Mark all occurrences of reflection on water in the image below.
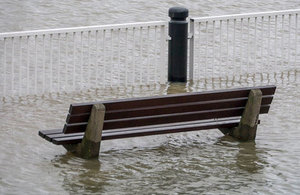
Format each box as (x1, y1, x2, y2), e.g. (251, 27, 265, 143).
(236, 142, 265, 173)
(166, 82, 189, 94)
(53, 154, 104, 194)
(217, 136, 267, 173)
(51, 134, 269, 194)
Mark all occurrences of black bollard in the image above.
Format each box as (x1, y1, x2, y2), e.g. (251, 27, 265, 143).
(168, 7, 189, 82)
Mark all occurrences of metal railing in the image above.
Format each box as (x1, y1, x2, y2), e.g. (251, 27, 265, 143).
(0, 21, 167, 98)
(189, 9, 300, 80)
(1, 9, 300, 99)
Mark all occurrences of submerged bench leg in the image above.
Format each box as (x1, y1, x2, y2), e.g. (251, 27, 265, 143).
(63, 104, 105, 159)
(219, 89, 262, 141)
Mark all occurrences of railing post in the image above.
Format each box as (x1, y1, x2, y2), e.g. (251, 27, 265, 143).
(189, 19, 195, 81)
(168, 7, 189, 82)
(160, 25, 167, 84)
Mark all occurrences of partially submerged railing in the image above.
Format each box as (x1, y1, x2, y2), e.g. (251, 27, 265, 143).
(189, 9, 300, 80)
(1, 9, 299, 99)
(0, 21, 167, 98)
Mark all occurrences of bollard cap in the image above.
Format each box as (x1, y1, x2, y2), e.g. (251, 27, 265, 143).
(169, 7, 189, 19)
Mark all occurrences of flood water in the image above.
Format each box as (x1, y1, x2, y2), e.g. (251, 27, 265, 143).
(1, 0, 300, 194)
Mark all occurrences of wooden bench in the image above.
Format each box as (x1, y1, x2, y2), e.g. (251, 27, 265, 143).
(39, 85, 276, 158)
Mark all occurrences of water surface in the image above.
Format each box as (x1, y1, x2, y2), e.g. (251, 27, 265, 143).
(0, 0, 300, 194)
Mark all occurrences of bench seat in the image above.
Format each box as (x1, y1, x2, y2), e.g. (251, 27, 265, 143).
(40, 117, 248, 144)
(38, 85, 276, 158)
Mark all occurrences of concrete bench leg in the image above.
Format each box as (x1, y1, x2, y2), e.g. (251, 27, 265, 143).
(63, 104, 105, 159)
(219, 89, 262, 141)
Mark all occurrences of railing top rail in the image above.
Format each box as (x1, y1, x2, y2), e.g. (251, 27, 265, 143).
(0, 21, 167, 38)
(191, 9, 300, 22)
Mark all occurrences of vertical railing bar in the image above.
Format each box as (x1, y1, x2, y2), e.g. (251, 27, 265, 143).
(139, 27, 143, 84)
(110, 29, 113, 87)
(95, 30, 98, 86)
(281, 15, 284, 70)
(3, 38, 6, 97)
(50, 34, 53, 92)
(268, 16, 271, 71)
(146, 26, 150, 83)
(26, 36, 30, 95)
(159, 25, 166, 84)
(80, 31, 83, 89)
(117, 28, 121, 85)
(295, 13, 298, 67)
(189, 20, 194, 80)
(58, 33, 61, 91)
(275, 15, 278, 72)
(88, 31, 91, 88)
(18, 37, 22, 96)
(288, 14, 291, 68)
(240, 18, 244, 75)
(254, 17, 257, 74)
(226, 20, 229, 78)
(103, 30, 106, 86)
(65, 33, 68, 90)
(34, 35, 38, 94)
(125, 28, 128, 86)
(133, 27, 136, 84)
(42, 35, 45, 93)
(219, 20, 222, 78)
(73, 32, 76, 90)
(11, 37, 15, 93)
(154, 26, 157, 83)
(205, 21, 208, 78)
(247, 18, 250, 74)
(212, 20, 215, 78)
(233, 19, 236, 77)
(198, 22, 201, 79)
(261, 17, 264, 73)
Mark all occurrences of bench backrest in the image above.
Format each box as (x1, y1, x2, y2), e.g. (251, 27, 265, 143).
(63, 85, 276, 134)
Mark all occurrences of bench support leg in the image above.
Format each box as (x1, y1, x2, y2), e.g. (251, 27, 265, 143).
(219, 89, 262, 141)
(63, 104, 105, 159)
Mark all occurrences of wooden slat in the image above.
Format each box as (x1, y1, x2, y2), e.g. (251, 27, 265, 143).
(66, 113, 90, 124)
(102, 120, 260, 140)
(63, 122, 87, 134)
(63, 105, 270, 133)
(45, 132, 84, 142)
(48, 118, 261, 144)
(68, 85, 276, 114)
(103, 106, 269, 130)
(50, 118, 240, 142)
(66, 96, 274, 123)
(53, 135, 83, 145)
(102, 120, 239, 140)
(39, 129, 62, 138)
(53, 119, 241, 145)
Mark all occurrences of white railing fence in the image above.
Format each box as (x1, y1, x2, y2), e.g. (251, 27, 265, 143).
(0, 21, 167, 98)
(189, 9, 300, 80)
(1, 9, 300, 99)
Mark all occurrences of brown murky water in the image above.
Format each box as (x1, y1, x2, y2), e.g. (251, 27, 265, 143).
(1, 0, 300, 194)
